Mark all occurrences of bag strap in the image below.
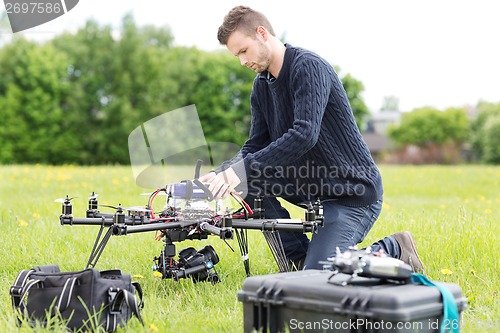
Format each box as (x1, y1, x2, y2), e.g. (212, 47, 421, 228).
(10, 265, 61, 309)
(17, 278, 44, 314)
(34, 264, 60, 273)
(56, 277, 79, 312)
(106, 285, 144, 331)
(411, 273, 460, 333)
(10, 269, 35, 309)
(14, 272, 78, 315)
(132, 282, 144, 310)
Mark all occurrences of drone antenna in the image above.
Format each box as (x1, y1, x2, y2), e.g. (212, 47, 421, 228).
(184, 180, 193, 201)
(193, 178, 214, 201)
(194, 159, 203, 179)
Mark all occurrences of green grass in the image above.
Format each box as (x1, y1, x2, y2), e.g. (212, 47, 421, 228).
(1, 164, 499, 332)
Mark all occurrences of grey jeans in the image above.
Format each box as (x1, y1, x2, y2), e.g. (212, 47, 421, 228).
(249, 195, 400, 270)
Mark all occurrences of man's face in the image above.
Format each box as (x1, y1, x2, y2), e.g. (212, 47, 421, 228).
(226, 29, 271, 73)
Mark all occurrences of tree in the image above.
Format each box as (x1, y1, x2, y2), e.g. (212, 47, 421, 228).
(50, 20, 119, 163)
(471, 101, 500, 164)
(0, 38, 79, 164)
(387, 106, 469, 147)
(482, 116, 500, 164)
(50, 15, 177, 164)
(187, 50, 254, 146)
(340, 72, 370, 130)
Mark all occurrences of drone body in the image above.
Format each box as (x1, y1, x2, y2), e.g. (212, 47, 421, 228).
(57, 178, 324, 283)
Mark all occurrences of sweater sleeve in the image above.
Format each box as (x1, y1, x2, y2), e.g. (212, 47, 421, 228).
(232, 57, 332, 179)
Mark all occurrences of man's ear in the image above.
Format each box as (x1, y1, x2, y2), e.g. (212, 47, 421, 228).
(256, 26, 268, 41)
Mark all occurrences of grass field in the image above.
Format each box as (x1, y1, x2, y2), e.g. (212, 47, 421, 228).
(0, 164, 499, 332)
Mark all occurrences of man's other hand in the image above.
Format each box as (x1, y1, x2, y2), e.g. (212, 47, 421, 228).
(206, 168, 241, 200)
(198, 171, 216, 183)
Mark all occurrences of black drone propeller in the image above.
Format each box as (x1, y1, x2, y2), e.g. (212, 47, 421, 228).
(98, 204, 124, 211)
(55, 195, 77, 203)
(88, 192, 98, 199)
(98, 204, 151, 213)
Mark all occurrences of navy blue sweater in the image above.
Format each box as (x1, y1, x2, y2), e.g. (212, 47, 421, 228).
(220, 44, 383, 207)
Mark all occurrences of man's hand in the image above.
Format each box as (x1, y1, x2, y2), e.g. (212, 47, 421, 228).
(198, 171, 216, 183)
(205, 168, 241, 200)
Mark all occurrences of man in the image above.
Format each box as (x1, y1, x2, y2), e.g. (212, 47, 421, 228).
(200, 5, 424, 272)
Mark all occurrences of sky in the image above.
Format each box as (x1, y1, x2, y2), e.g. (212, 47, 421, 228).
(2, 0, 500, 112)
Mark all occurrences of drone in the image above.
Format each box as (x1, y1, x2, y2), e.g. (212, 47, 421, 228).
(320, 247, 413, 286)
(56, 161, 324, 283)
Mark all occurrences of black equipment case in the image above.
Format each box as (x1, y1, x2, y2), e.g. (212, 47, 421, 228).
(238, 270, 467, 333)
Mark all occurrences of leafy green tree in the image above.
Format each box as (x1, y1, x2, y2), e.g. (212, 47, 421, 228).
(0, 38, 79, 164)
(482, 116, 500, 164)
(387, 106, 469, 147)
(471, 101, 500, 164)
(96, 14, 177, 162)
(50, 20, 118, 163)
(340, 72, 370, 130)
(187, 50, 254, 146)
(0, 83, 22, 162)
(50, 15, 177, 164)
(440, 107, 470, 143)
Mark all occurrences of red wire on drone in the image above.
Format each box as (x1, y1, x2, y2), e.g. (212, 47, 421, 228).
(148, 188, 163, 220)
(230, 192, 254, 216)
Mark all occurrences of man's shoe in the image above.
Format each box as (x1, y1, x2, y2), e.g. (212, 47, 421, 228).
(393, 231, 426, 273)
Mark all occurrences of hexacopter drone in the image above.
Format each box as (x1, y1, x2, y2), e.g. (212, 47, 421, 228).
(56, 161, 324, 283)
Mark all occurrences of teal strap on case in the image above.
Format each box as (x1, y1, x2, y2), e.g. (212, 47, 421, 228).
(411, 273, 460, 333)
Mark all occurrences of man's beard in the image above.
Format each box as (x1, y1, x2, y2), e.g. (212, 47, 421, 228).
(252, 42, 272, 73)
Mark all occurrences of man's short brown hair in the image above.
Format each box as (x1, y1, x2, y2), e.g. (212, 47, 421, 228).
(217, 6, 275, 45)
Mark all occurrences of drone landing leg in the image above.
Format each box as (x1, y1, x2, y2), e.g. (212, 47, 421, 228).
(86, 225, 113, 269)
(263, 230, 290, 273)
(235, 228, 250, 277)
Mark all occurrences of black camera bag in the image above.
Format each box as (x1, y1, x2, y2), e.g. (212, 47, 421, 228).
(10, 264, 144, 332)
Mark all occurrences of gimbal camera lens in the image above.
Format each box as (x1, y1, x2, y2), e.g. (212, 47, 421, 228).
(197, 245, 219, 265)
(178, 245, 219, 268)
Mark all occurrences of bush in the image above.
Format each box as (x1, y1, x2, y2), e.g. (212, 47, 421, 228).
(481, 115, 500, 164)
(387, 107, 469, 147)
(470, 102, 500, 164)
